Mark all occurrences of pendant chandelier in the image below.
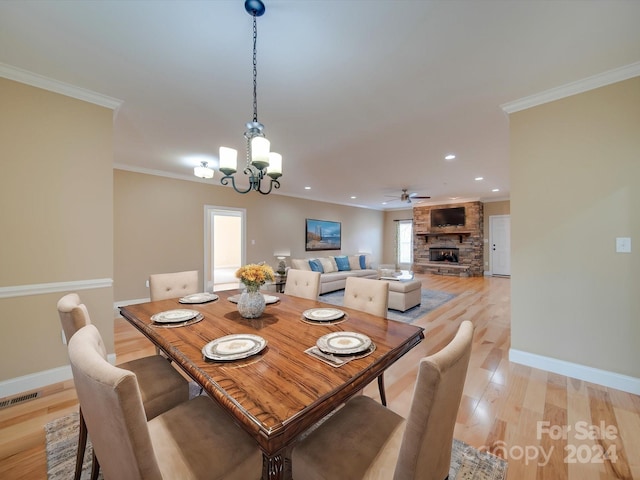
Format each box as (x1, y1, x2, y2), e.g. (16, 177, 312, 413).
(217, 0, 282, 195)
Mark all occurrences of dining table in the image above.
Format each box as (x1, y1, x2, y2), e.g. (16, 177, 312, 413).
(119, 289, 424, 480)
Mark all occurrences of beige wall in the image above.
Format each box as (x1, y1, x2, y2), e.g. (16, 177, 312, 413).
(483, 200, 510, 271)
(510, 77, 639, 379)
(114, 170, 384, 301)
(0, 78, 114, 382)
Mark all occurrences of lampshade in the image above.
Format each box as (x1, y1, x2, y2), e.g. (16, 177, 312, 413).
(251, 136, 270, 169)
(219, 147, 238, 174)
(267, 152, 282, 177)
(194, 161, 214, 179)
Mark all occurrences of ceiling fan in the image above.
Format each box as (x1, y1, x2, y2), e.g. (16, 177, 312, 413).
(384, 188, 431, 204)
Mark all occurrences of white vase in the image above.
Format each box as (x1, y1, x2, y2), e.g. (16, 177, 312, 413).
(237, 289, 266, 319)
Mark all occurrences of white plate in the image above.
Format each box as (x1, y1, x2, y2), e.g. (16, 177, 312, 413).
(227, 293, 280, 304)
(179, 292, 218, 304)
(303, 308, 345, 322)
(151, 309, 199, 324)
(202, 334, 267, 361)
(316, 332, 372, 355)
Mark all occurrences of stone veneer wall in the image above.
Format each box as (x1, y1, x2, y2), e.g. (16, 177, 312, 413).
(412, 201, 484, 277)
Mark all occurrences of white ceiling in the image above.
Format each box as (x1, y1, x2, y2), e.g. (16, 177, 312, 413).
(2, 1, 639, 210)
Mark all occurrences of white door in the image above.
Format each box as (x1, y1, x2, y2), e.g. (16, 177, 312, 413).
(204, 206, 246, 292)
(490, 215, 511, 276)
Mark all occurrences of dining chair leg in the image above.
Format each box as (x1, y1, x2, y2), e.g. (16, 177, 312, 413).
(90, 451, 100, 480)
(377, 374, 387, 406)
(74, 408, 88, 480)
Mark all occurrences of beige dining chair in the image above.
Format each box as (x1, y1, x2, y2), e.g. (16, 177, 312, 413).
(57, 293, 189, 480)
(149, 269, 199, 300)
(292, 320, 475, 480)
(343, 276, 390, 404)
(68, 324, 263, 480)
(284, 269, 321, 300)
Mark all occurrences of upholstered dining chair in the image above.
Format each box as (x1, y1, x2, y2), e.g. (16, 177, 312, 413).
(57, 293, 189, 480)
(343, 276, 390, 404)
(149, 269, 199, 301)
(68, 324, 263, 480)
(284, 269, 321, 300)
(292, 320, 475, 480)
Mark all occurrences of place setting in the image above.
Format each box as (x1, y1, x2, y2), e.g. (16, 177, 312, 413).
(301, 307, 348, 325)
(202, 334, 267, 362)
(305, 331, 376, 367)
(227, 293, 280, 304)
(178, 292, 219, 304)
(150, 308, 204, 328)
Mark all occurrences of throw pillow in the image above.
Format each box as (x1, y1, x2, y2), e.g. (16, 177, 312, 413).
(309, 259, 324, 273)
(348, 255, 362, 270)
(291, 259, 311, 271)
(319, 257, 336, 273)
(334, 255, 351, 271)
(359, 254, 368, 269)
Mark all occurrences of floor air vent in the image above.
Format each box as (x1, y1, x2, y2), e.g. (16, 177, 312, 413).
(0, 391, 41, 409)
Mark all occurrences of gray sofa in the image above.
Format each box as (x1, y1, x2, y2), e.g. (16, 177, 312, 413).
(290, 255, 378, 294)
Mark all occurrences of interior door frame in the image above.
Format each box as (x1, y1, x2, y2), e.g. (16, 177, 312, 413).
(204, 205, 246, 292)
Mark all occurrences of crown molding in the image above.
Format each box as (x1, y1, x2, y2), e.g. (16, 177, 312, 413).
(0, 62, 122, 110)
(501, 61, 640, 114)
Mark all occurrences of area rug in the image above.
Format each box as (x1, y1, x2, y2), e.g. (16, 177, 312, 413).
(45, 412, 507, 480)
(319, 288, 457, 323)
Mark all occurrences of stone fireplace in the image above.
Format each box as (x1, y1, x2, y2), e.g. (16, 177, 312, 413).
(412, 201, 484, 277)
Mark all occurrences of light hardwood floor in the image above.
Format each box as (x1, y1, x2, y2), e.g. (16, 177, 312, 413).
(1, 274, 638, 479)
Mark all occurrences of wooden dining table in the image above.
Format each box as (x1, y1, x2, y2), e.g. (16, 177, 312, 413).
(119, 289, 424, 480)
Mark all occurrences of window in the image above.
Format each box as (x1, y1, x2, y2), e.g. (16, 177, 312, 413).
(397, 220, 413, 264)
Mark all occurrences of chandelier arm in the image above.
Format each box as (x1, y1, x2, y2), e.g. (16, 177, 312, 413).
(256, 178, 280, 195)
(220, 173, 254, 194)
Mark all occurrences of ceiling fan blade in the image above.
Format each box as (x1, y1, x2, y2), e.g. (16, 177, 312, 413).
(412, 195, 431, 199)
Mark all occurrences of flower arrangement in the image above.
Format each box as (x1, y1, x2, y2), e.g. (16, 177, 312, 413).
(236, 263, 275, 291)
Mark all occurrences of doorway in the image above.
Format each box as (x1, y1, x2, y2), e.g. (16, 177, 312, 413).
(489, 215, 511, 276)
(204, 206, 246, 292)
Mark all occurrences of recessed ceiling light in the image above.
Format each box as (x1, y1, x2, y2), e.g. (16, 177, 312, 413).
(445, 154, 456, 160)
(350, 196, 357, 199)
(304, 186, 311, 190)
(382, 201, 387, 205)
(475, 177, 484, 181)
(492, 188, 500, 192)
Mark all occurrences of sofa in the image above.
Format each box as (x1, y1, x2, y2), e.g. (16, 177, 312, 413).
(290, 255, 379, 294)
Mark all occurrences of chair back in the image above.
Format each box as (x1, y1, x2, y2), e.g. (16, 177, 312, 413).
(149, 270, 198, 301)
(393, 320, 475, 480)
(343, 277, 389, 317)
(57, 293, 91, 342)
(284, 269, 321, 300)
(68, 325, 163, 480)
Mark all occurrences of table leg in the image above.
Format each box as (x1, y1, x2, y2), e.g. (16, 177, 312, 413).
(263, 452, 284, 480)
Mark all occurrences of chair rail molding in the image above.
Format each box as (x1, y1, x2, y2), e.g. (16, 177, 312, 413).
(0, 278, 113, 299)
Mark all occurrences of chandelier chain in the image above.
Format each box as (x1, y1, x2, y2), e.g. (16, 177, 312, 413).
(252, 12, 258, 123)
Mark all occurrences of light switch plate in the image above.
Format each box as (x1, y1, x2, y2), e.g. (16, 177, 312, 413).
(616, 237, 631, 253)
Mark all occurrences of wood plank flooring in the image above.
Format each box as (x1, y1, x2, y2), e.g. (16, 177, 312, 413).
(1, 274, 638, 479)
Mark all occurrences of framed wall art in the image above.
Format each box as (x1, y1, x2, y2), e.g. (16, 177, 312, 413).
(305, 219, 341, 251)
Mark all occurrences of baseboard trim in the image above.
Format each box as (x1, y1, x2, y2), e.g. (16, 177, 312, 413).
(509, 349, 640, 395)
(0, 278, 113, 299)
(0, 354, 116, 398)
(113, 297, 150, 318)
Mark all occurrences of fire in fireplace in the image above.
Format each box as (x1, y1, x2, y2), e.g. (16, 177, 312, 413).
(429, 247, 459, 263)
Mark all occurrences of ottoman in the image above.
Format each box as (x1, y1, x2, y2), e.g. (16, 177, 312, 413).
(384, 279, 422, 312)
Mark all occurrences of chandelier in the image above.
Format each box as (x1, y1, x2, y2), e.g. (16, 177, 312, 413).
(217, 0, 282, 195)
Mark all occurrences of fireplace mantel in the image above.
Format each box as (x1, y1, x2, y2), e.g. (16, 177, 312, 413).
(419, 231, 472, 243)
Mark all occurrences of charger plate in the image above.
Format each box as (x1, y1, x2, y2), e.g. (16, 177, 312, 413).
(316, 331, 372, 355)
(151, 309, 199, 324)
(202, 334, 267, 361)
(179, 292, 218, 304)
(227, 294, 279, 304)
(303, 308, 345, 322)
